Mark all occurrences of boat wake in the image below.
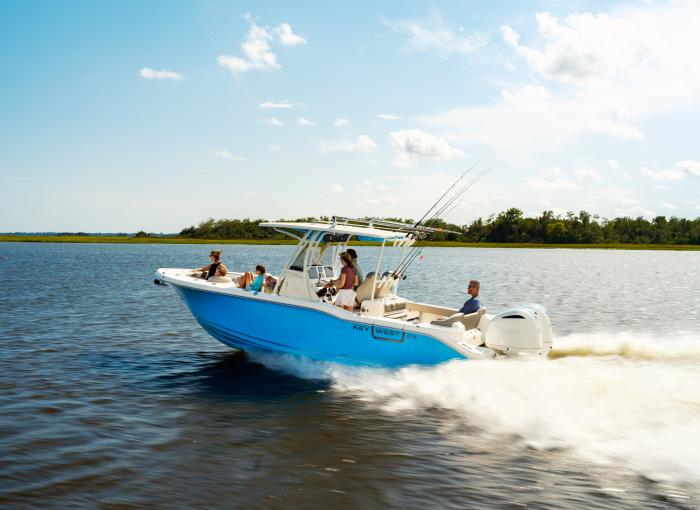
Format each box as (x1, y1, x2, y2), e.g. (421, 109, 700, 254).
(549, 330, 700, 361)
(249, 331, 700, 488)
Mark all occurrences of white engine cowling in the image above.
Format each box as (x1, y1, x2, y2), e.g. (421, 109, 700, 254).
(484, 305, 553, 356)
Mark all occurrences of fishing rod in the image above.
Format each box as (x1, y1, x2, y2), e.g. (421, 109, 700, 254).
(366, 165, 482, 284)
(400, 168, 492, 274)
(392, 170, 488, 277)
(420, 165, 492, 229)
(413, 165, 492, 247)
(392, 166, 493, 278)
(411, 161, 480, 229)
(397, 167, 490, 265)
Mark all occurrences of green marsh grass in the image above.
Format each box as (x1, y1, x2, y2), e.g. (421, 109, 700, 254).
(2, 235, 699, 250)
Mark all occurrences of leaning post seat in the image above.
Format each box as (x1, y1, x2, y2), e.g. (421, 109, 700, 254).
(355, 272, 397, 305)
(354, 272, 377, 304)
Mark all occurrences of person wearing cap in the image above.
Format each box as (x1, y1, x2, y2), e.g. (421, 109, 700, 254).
(459, 280, 483, 314)
(345, 248, 364, 288)
(195, 250, 228, 280)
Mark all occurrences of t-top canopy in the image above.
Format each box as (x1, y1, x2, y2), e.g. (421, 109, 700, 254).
(259, 221, 410, 242)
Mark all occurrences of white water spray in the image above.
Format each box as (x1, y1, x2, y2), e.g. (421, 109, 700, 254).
(250, 331, 700, 486)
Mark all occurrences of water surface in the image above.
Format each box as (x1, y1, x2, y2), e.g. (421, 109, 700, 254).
(1, 243, 699, 509)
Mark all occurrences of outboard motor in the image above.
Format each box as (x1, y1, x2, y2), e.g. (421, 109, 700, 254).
(485, 305, 553, 356)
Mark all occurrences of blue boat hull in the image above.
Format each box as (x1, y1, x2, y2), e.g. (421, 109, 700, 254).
(173, 286, 467, 367)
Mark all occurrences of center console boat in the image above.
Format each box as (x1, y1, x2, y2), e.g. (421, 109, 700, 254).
(155, 218, 553, 367)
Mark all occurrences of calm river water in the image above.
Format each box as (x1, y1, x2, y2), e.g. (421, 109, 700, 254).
(1, 242, 699, 509)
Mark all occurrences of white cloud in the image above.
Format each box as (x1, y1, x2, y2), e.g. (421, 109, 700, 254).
(390, 129, 462, 167)
(588, 186, 656, 217)
(615, 204, 657, 218)
(526, 167, 579, 191)
(385, 11, 486, 55)
(677, 160, 700, 178)
(217, 15, 305, 74)
(607, 159, 620, 169)
(421, 3, 700, 150)
(643, 160, 700, 181)
(576, 167, 602, 182)
(377, 113, 401, 121)
(320, 135, 377, 154)
(355, 135, 377, 152)
(331, 183, 344, 193)
(357, 179, 388, 195)
(354, 180, 395, 207)
(362, 196, 397, 207)
(661, 202, 678, 210)
(500, 11, 652, 86)
(139, 67, 182, 81)
(420, 84, 643, 151)
(503, 5, 700, 106)
(268, 144, 280, 152)
(274, 23, 307, 46)
(297, 117, 316, 126)
(259, 100, 297, 109)
(333, 118, 350, 127)
(212, 149, 246, 161)
(260, 117, 283, 127)
(470, 196, 489, 205)
(218, 18, 278, 74)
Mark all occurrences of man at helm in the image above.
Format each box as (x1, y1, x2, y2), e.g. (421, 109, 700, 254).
(459, 280, 483, 314)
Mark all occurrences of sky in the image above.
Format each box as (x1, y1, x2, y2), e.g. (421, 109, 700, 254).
(1, 0, 699, 232)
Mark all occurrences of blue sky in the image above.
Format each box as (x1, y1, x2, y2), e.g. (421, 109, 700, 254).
(1, 0, 699, 232)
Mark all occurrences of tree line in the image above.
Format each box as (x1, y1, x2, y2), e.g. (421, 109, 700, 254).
(178, 210, 700, 245)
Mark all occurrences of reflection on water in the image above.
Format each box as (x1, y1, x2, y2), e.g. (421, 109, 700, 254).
(161, 351, 330, 400)
(1, 242, 699, 509)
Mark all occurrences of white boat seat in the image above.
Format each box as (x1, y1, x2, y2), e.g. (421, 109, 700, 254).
(208, 275, 233, 283)
(431, 309, 485, 329)
(431, 312, 464, 326)
(355, 272, 396, 304)
(355, 272, 377, 303)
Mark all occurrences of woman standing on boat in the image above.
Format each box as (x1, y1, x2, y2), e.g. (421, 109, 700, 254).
(346, 248, 363, 288)
(325, 252, 358, 311)
(196, 250, 228, 280)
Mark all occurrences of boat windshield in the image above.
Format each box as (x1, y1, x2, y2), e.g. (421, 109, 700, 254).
(289, 241, 339, 272)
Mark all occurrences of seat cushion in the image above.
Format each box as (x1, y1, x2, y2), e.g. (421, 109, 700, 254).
(208, 275, 233, 283)
(430, 312, 465, 327)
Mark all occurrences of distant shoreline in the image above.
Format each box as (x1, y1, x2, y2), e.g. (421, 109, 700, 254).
(2, 235, 699, 251)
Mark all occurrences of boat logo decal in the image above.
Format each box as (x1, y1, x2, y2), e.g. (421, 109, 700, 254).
(371, 325, 405, 343)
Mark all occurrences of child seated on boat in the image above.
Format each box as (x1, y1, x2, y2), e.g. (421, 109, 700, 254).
(238, 265, 265, 292)
(195, 250, 228, 280)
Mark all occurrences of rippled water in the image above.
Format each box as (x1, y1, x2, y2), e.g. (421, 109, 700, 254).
(1, 242, 699, 509)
